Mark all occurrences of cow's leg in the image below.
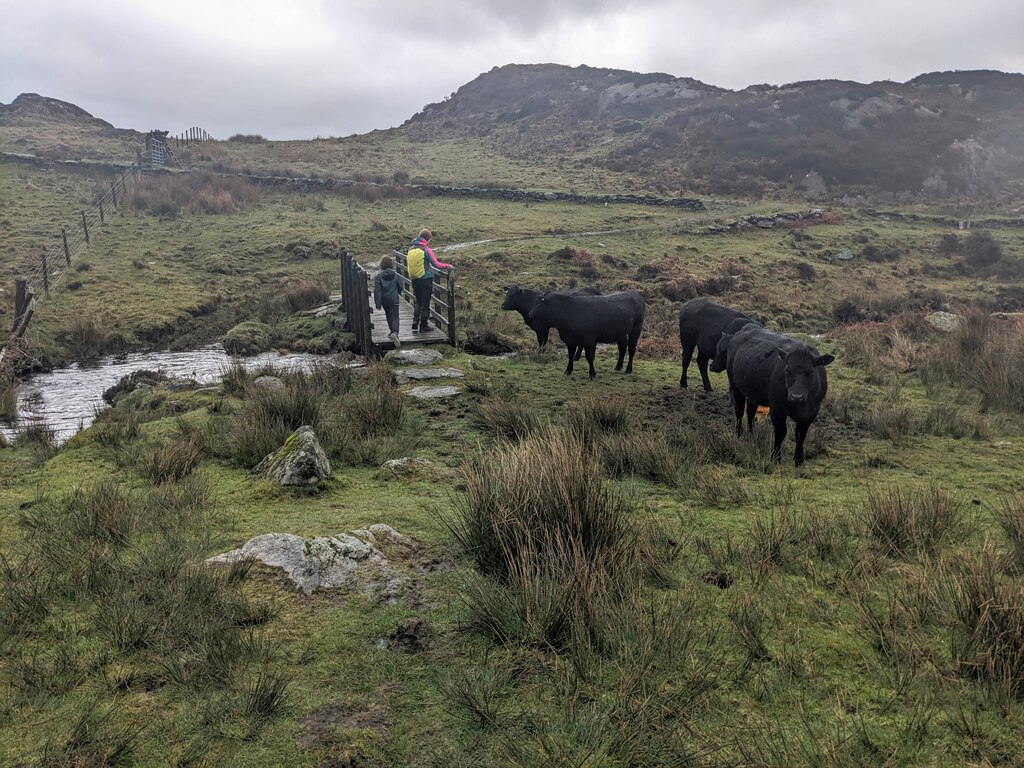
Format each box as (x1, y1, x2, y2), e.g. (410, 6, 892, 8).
(615, 341, 626, 371)
(585, 344, 598, 380)
(680, 343, 695, 388)
(794, 421, 810, 467)
(564, 345, 575, 376)
(746, 400, 758, 433)
(574, 345, 584, 361)
(771, 412, 787, 463)
(696, 351, 713, 392)
(626, 331, 639, 374)
(537, 327, 548, 349)
(731, 385, 746, 437)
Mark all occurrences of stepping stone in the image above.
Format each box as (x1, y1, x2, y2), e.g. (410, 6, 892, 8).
(394, 367, 465, 384)
(405, 385, 462, 399)
(386, 348, 444, 366)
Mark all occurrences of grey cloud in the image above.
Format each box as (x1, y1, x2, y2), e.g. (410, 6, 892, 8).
(1, 0, 1021, 140)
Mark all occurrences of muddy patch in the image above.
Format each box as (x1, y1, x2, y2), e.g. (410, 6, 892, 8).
(299, 683, 396, 750)
(377, 617, 434, 653)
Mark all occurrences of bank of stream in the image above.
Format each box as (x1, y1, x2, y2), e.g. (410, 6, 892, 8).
(0, 345, 329, 445)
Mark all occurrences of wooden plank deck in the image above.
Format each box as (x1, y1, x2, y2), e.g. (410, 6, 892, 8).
(369, 300, 447, 349)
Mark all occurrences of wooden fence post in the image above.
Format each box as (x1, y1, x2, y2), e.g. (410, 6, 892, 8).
(81, 211, 89, 245)
(62, 227, 71, 265)
(447, 270, 456, 346)
(15, 278, 28, 325)
(342, 250, 350, 313)
(41, 248, 50, 296)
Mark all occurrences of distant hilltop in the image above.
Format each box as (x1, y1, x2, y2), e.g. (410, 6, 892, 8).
(2, 65, 1023, 199)
(0, 92, 114, 128)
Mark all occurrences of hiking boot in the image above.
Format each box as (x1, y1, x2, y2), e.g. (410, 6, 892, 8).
(389, 331, 401, 348)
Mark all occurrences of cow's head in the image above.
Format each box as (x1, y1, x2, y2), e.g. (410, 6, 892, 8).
(710, 332, 733, 372)
(527, 291, 554, 321)
(776, 347, 834, 405)
(501, 284, 522, 310)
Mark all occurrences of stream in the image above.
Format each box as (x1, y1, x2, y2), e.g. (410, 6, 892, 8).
(1, 345, 329, 445)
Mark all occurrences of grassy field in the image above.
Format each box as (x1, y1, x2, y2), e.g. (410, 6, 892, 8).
(2, 152, 1024, 766)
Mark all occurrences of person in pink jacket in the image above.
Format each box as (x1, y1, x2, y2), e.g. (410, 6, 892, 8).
(406, 228, 452, 332)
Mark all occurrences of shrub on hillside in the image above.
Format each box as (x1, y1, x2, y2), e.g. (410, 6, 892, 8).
(127, 173, 261, 216)
(227, 134, 267, 143)
(963, 230, 1003, 269)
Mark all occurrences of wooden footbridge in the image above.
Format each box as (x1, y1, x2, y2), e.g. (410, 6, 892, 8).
(339, 248, 456, 356)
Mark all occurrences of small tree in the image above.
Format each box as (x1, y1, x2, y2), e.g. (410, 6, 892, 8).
(963, 231, 1003, 268)
(937, 233, 962, 256)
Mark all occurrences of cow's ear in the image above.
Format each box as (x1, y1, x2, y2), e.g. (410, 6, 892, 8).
(815, 354, 835, 367)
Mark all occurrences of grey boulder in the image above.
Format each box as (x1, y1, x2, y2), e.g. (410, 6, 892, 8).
(251, 426, 331, 485)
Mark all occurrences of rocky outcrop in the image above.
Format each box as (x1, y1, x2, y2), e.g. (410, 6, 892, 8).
(251, 426, 332, 485)
(385, 348, 443, 366)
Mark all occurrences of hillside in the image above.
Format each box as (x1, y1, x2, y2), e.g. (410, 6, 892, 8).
(2, 66, 1023, 199)
(0, 92, 139, 162)
(404, 65, 1024, 199)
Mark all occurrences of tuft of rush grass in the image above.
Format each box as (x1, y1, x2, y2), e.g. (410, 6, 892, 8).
(946, 542, 1024, 701)
(0, 373, 17, 423)
(448, 428, 666, 649)
(14, 418, 58, 465)
(996, 494, 1024, 574)
(137, 418, 207, 484)
(444, 661, 511, 729)
(474, 393, 541, 441)
(861, 484, 973, 560)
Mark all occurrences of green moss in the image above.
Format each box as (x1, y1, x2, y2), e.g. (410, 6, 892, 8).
(223, 321, 273, 355)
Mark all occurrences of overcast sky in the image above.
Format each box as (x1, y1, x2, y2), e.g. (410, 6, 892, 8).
(2, 0, 1022, 140)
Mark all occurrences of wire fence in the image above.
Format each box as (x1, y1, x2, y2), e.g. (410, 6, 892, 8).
(3, 165, 143, 368)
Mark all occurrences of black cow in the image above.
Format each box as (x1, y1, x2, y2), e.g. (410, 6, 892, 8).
(724, 324, 834, 466)
(528, 290, 646, 379)
(709, 321, 760, 375)
(502, 285, 601, 360)
(678, 298, 758, 391)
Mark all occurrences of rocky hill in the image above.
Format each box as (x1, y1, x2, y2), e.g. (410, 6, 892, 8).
(0, 93, 118, 128)
(405, 65, 1024, 199)
(3, 66, 1022, 199)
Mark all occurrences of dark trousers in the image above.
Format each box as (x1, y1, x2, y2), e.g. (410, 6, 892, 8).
(412, 277, 433, 329)
(383, 304, 400, 334)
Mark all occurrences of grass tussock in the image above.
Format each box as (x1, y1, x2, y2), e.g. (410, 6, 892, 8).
(207, 362, 416, 468)
(1, 373, 18, 423)
(996, 494, 1024, 574)
(861, 485, 973, 559)
(1, 473, 288, 762)
(475, 394, 541, 441)
(137, 419, 206, 484)
(946, 543, 1024, 700)
(449, 429, 666, 649)
(921, 309, 1024, 413)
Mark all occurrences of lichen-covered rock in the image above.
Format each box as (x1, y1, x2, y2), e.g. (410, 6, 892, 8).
(405, 385, 462, 399)
(375, 456, 432, 480)
(252, 375, 286, 391)
(206, 531, 401, 599)
(925, 311, 961, 332)
(251, 426, 331, 485)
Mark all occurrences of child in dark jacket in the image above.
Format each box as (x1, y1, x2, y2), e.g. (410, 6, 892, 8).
(374, 255, 402, 347)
